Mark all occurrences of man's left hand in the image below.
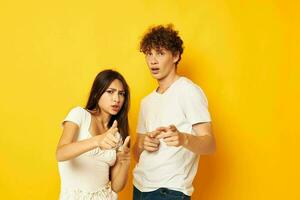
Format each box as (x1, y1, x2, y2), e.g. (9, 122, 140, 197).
(156, 125, 187, 147)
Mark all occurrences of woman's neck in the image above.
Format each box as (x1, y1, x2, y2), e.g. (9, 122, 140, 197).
(94, 111, 111, 128)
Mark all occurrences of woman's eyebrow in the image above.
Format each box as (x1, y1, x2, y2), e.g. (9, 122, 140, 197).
(107, 88, 125, 92)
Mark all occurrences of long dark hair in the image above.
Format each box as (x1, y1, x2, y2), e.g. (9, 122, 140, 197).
(85, 69, 130, 141)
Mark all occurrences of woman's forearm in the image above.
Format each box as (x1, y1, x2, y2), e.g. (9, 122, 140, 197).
(56, 137, 99, 161)
(111, 162, 130, 192)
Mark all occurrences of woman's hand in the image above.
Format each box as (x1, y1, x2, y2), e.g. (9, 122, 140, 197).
(95, 120, 120, 150)
(116, 136, 130, 166)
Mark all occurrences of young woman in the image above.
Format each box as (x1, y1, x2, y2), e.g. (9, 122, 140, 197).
(56, 69, 131, 200)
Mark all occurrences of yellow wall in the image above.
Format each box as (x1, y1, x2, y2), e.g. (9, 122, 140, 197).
(0, 0, 298, 199)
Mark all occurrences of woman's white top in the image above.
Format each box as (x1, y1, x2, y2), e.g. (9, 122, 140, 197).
(58, 107, 122, 200)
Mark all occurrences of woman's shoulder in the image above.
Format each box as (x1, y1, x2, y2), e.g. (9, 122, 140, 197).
(63, 106, 92, 128)
(66, 106, 90, 117)
(69, 106, 88, 112)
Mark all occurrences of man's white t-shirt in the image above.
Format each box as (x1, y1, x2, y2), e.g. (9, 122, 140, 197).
(133, 77, 211, 196)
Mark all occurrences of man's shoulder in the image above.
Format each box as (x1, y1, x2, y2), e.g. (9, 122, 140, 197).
(175, 77, 208, 102)
(177, 77, 201, 91)
(140, 90, 156, 104)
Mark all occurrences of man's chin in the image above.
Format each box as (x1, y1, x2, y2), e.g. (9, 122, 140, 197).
(151, 73, 162, 80)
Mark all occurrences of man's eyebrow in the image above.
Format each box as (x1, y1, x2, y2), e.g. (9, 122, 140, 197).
(155, 47, 166, 51)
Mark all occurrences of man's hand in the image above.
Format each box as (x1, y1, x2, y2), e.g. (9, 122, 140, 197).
(140, 130, 161, 152)
(156, 125, 188, 147)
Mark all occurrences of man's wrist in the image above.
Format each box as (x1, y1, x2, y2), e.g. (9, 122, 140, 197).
(138, 137, 144, 151)
(182, 133, 189, 147)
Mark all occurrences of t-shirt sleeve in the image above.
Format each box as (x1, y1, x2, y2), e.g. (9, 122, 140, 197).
(62, 106, 84, 127)
(181, 84, 211, 125)
(136, 101, 147, 134)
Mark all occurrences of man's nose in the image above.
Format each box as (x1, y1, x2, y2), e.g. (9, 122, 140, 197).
(150, 55, 158, 64)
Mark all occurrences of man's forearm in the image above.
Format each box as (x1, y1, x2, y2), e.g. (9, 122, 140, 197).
(133, 137, 144, 162)
(182, 133, 216, 155)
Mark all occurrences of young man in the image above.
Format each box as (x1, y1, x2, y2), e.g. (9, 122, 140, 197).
(133, 24, 216, 200)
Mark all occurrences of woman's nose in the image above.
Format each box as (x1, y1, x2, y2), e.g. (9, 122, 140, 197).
(113, 93, 120, 102)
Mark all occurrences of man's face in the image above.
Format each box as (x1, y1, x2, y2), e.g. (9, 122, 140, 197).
(145, 48, 179, 81)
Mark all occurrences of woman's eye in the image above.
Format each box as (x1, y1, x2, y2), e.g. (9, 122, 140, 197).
(106, 90, 113, 94)
(119, 92, 125, 96)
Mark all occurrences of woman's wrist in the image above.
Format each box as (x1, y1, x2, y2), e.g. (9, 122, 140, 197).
(92, 135, 102, 148)
(120, 161, 130, 168)
(115, 159, 130, 168)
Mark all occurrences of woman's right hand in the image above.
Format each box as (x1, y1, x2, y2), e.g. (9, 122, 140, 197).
(95, 120, 120, 150)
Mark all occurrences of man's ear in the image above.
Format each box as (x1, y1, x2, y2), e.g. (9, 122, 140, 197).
(173, 52, 180, 64)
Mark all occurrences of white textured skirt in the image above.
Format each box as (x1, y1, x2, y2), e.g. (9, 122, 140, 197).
(59, 183, 118, 200)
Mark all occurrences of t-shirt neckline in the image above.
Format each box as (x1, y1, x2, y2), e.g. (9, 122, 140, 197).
(154, 76, 183, 96)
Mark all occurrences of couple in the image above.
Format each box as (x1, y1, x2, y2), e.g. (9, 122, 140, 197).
(56, 24, 216, 200)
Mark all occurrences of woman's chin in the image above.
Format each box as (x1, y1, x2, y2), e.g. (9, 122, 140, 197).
(110, 110, 119, 115)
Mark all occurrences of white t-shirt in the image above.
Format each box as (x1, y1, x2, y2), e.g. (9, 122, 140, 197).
(133, 77, 211, 196)
(58, 107, 120, 200)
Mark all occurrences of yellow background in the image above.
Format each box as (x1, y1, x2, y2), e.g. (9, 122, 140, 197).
(0, 0, 298, 199)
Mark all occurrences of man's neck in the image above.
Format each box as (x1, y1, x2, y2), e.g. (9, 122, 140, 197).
(157, 71, 180, 93)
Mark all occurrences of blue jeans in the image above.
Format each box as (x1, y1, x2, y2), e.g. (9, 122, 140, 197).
(133, 186, 191, 200)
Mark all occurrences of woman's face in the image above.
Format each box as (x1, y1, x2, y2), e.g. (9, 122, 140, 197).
(98, 79, 126, 116)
